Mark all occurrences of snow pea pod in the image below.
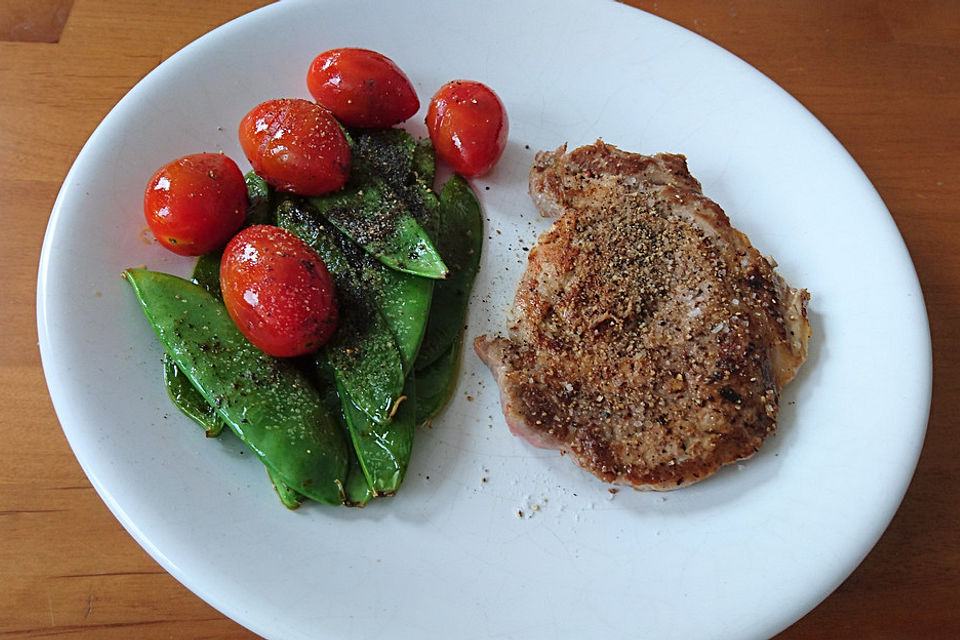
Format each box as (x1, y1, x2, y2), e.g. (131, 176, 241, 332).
(415, 339, 460, 425)
(125, 268, 349, 505)
(349, 127, 417, 188)
(415, 174, 484, 369)
(340, 375, 416, 495)
(189, 251, 222, 298)
(276, 200, 405, 425)
(343, 127, 442, 257)
(313, 357, 374, 506)
(341, 435, 374, 506)
(267, 467, 305, 509)
(368, 260, 432, 373)
(401, 176, 440, 246)
(306, 181, 448, 279)
(162, 252, 225, 436)
(409, 139, 440, 240)
(162, 353, 224, 437)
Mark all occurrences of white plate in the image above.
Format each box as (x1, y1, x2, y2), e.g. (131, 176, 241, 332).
(37, 1, 931, 638)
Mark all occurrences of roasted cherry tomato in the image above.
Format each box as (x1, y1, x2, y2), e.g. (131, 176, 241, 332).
(143, 153, 247, 256)
(307, 48, 419, 129)
(220, 225, 338, 357)
(426, 80, 508, 178)
(238, 98, 351, 196)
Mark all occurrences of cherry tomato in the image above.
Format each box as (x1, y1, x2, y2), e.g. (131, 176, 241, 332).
(426, 80, 508, 178)
(220, 225, 338, 357)
(143, 153, 247, 256)
(307, 48, 419, 129)
(238, 98, 351, 196)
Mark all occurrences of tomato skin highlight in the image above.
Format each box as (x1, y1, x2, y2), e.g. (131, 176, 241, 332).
(238, 98, 351, 196)
(220, 225, 339, 358)
(143, 153, 247, 256)
(426, 80, 508, 178)
(307, 48, 419, 129)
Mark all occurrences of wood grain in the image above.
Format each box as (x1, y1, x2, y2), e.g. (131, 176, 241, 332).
(1, 1, 956, 638)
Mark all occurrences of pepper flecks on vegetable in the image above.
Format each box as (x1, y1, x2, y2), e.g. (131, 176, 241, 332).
(307, 180, 448, 279)
(130, 50, 504, 507)
(276, 199, 405, 425)
(125, 268, 350, 506)
(416, 174, 483, 369)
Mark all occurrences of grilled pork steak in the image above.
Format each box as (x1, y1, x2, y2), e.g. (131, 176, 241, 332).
(474, 141, 810, 489)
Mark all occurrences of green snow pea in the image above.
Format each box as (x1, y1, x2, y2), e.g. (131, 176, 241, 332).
(313, 357, 374, 506)
(306, 181, 448, 280)
(162, 251, 225, 437)
(189, 251, 222, 299)
(244, 170, 277, 227)
(161, 353, 224, 437)
(401, 175, 440, 245)
(415, 338, 461, 425)
(408, 140, 441, 239)
(276, 200, 405, 425)
(341, 454, 374, 505)
(267, 467, 305, 510)
(350, 129, 435, 202)
(415, 174, 484, 369)
(125, 268, 349, 505)
(314, 130, 441, 370)
(263, 355, 375, 509)
(413, 175, 483, 423)
(367, 259, 433, 373)
(261, 364, 375, 508)
(339, 375, 416, 495)
(176, 248, 339, 509)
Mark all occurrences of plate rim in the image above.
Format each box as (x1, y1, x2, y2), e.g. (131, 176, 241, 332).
(36, 1, 933, 638)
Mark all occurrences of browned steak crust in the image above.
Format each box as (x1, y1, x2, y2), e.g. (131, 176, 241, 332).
(474, 141, 810, 490)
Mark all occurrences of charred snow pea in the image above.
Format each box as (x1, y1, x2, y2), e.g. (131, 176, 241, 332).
(412, 138, 436, 188)
(279, 197, 432, 375)
(415, 174, 483, 369)
(125, 268, 349, 505)
(306, 181, 448, 279)
(349, 127, 417, 187)
(276, 200, 405, 424)
(344, 127, 442, 257)
(162, 353, 224, 437)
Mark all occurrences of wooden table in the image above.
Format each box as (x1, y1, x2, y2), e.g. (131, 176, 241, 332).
(2, 1, 957, 638)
